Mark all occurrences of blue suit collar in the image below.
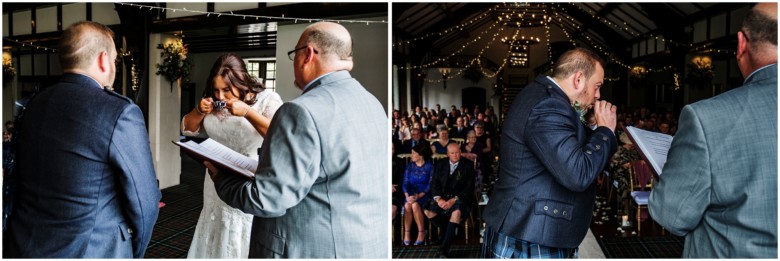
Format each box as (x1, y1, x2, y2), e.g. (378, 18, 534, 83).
(536, 75, 569, 102)
(61, 73, 105, 90)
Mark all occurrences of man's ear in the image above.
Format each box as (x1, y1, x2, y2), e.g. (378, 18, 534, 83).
(304, 46, 316, 64)
(97, 51, 110, 73)
(737, 31, 749, 61)
(571, 71, 584, 91)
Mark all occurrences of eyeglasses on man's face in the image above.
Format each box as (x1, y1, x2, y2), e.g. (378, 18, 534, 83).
(287, 45, 318, 61)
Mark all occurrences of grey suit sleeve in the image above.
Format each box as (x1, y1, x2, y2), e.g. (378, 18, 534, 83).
(525, 98, 617, 192)
(108, 104, 162, 258)
(649, 105, 710, 236)
(215, 102, 321, 218)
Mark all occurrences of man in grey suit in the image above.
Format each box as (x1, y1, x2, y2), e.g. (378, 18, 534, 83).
(6, 21, 160, 258)
(649, 3, 777, 258)
(206, 22, 388, 258)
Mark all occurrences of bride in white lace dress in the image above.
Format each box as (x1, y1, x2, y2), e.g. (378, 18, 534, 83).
(181, 54, 282, 258)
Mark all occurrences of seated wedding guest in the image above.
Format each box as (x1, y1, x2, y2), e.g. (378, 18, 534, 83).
(421, 116, 434, 138)
(7, 21, 160, 258)
(403, 143, 434, 246)
(481, 113, 496, 136)
(441, 117, 452, 131)
(398, 117, 411, 143)
(461, 130, 484, 195)
(473, 122, 492, 155)
(4, 121, 13, 132)
(485, 106, 498, 126)
(450, 116, 470, 139)
(392, 109, 401, 130)
(449, 106, 460, 122)
(650, 3, 777, 258)
(181, 53, 282, 258)
(424, 143, 475, 258)
(658, 122, 671, 135)
(401, 128, 429, 154)
(607, 132, 641, 216)
(431, 127, 454, 154)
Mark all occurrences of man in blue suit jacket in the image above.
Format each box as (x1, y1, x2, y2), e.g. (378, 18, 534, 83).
(649, 3, 777, 258)
(6, 21, 160, 258)
(482, 48, 617, 258)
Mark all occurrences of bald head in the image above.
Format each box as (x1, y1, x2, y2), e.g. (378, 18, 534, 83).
(446, 142, 461, 163)
(301, 22, 353, 67)
(738, 3, 777, 76)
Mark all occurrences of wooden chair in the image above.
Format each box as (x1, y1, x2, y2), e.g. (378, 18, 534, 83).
(629, 160, 654, 234)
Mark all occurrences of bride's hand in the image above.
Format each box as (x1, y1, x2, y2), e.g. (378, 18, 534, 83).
(226, 100, 252, 118)
(198, 97, 214, 114)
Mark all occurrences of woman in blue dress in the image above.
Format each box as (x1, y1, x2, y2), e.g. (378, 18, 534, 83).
(402, 143, 433, 246)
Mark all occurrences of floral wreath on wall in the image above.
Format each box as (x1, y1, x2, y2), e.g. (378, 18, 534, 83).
(156, 39, 193, 91)
(686, 56, 714, 88)
(3, 56, 16, 84)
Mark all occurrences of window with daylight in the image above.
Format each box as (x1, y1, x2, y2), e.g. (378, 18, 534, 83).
(245, 58, 276, 92)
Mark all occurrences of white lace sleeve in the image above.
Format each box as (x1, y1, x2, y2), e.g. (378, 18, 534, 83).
(181, 114, 207, 138)
(260, 91, 284, 119)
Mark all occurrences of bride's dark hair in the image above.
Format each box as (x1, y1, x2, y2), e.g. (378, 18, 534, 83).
(203, 53, 265, 105)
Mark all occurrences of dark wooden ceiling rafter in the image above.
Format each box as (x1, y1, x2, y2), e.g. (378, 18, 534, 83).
(611, 6, 651, 34)
(559, 3, 629, 51)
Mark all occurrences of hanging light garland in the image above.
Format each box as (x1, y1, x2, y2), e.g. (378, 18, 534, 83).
(397, 16, 504, 70)
(118, 3, 386, 25)
(4, 38, 57, 52)
(406, 2, 738, 84)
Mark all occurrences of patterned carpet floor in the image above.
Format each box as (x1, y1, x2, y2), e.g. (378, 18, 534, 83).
(392, 245, 481, 259)
(144, 152, 204, 258)
(150, 153, 684, 259)
(597, 235, 684, 258)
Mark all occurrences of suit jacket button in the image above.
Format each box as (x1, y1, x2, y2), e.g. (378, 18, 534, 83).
(128, 228, 133, 234)
(586, 150, 592, 155)
(544, 206, 549, 211)
(562, 211, 566, 216)
(554, 209, 559, 214)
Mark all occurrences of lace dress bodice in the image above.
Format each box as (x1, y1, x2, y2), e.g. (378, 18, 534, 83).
(182, 90, 283, 258)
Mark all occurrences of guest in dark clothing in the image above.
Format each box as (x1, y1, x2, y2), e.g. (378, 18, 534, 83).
(450, 116, 470, 139)
(431, 128, 454, 154)
(473, 122, 492, 155)
(401, 128, 429, 154)
(461, 130, 484, 195)
(424, 143, 475, 258)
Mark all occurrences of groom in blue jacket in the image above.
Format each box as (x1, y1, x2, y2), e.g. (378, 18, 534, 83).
(6, 21, 160, 258)
(482, 47, 617, 258)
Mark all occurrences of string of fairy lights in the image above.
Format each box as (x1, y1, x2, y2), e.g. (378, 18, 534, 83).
(555, 3, 735, 55)
(399, 14, 505, 70)
(398, 2, 735, 86)
(3, 3, 386, 53)
(420, 5, 527, 83)
(3, 38, 57, 53)
(117, 3, 386, 25)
